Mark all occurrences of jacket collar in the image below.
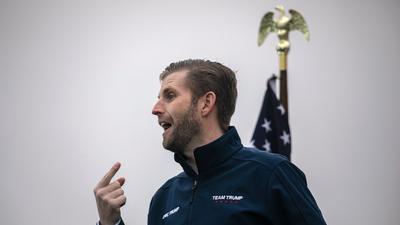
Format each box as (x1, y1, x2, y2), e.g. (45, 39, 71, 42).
(174, 126, 243, 177)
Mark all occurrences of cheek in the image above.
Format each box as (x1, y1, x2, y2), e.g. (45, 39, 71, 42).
(167, 102, 191, 120)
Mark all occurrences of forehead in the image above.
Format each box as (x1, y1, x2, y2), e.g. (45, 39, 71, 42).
(160, 70, 191, 92)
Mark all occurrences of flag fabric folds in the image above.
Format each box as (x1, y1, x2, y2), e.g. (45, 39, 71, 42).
(251, 75, 292, 160)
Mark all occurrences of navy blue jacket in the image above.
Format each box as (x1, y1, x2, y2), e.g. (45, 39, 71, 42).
(147, 127, 326, 225)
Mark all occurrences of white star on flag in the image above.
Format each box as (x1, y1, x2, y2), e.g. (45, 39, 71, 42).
(263, 140, 271, 151)
(261, 119, 271, 133)
(277, 105, 285, 115)
(251, 75, 292, 160)
(280, 130, 290, 145)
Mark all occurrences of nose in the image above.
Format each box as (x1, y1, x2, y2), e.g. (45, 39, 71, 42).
(152, 99, 164, 116)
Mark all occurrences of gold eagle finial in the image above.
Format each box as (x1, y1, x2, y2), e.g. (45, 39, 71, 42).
(258, 5, 310, 54)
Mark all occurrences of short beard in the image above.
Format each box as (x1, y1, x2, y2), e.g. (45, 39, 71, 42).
(163, 104, 200, 153)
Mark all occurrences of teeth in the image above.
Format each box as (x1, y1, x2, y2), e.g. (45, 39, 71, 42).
(159, 122, 171, 130)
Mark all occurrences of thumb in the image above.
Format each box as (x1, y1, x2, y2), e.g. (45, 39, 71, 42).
(116, 177, 125, 186)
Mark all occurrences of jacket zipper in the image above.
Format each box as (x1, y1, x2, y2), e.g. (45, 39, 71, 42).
(191, 179, 198, 202)
(188, 179, 198, 225)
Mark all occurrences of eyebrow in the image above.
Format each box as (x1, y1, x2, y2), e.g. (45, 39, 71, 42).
(158, 87, 175, 99)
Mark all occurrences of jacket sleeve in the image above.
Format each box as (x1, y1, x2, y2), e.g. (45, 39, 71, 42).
(266, 161, 327, 225)
(96, 219, 124, 225)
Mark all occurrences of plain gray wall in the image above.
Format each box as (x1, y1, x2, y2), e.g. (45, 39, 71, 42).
(1, 0, 399, 224)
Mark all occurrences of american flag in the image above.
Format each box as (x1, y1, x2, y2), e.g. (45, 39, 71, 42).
(251, 75, 291, 160)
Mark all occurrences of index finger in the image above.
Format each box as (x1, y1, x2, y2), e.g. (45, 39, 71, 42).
(97, 162, 121, 188)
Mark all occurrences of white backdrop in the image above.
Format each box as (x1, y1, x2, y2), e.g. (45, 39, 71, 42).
(0, 0, 399, 225)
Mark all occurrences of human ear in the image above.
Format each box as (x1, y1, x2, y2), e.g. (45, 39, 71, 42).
(200, 91, 217, 116)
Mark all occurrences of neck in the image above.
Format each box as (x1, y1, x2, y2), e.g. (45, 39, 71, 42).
(181, 124, 224, 174)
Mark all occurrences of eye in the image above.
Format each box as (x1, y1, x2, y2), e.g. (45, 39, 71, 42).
(165, 92, 175, 101)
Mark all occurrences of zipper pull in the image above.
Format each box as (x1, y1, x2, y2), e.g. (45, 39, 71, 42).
(190, 179, 198, 204)
(192, 180, 198, 190)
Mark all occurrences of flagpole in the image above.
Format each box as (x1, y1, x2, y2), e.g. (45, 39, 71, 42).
(279, 52, 289, 118)
(257, 5, 309, 119)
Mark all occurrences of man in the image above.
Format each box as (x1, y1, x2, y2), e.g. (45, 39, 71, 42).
(94, 59, 327, 225)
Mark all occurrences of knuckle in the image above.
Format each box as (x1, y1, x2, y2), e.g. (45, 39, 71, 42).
(114, 181, 121, 188)
(115, 188, 123, 195)
(94, 188, 101, 196)
(105, 197, 113, 204)
(97, 189, 107, 198)
(102, 195, 112, 204)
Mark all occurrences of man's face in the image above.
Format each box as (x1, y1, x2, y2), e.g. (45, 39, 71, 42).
(152, 71, 201, 153)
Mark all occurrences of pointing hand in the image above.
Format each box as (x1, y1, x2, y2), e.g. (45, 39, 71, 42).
(94, 162, 126, 225)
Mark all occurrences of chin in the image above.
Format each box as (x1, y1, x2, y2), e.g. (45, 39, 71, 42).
(163, 141, 183, 154)
(162, 139, 173, 151)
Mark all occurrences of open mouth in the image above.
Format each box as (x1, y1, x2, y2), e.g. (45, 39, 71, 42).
(160, 122, 172, 131)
